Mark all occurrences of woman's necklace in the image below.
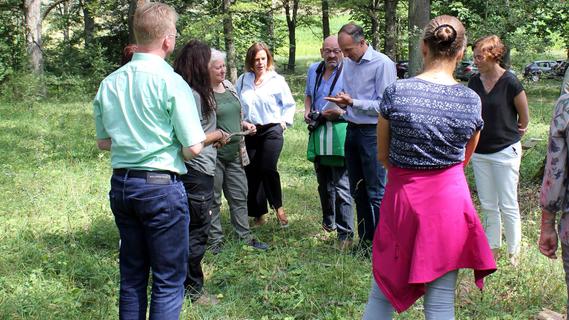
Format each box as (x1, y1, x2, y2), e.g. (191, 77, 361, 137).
(480, 69, 504, 94)
(254, 73, 266, 86)
(212, 82, 225, 93)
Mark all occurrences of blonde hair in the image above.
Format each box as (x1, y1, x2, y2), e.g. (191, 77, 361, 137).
(133, 2, 178, 45)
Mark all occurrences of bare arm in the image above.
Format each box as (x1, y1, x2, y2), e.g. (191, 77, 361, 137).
(304, 96, 312, 124)
(182, 142, 204, 161)
(464, 130, 480, 166)
(97, 138, 111, 151)
(377, 115, 391, 170)
(539, 209, 558, 259)
(514, 90, 530, 135)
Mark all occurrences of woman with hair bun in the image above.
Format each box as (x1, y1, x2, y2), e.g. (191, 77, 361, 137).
(468, 35, 529, 266)
(362, 15, 496, 319)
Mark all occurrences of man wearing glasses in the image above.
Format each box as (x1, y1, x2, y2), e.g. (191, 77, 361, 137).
(93, 3, 205, 319)
(305, 36, 354, 250)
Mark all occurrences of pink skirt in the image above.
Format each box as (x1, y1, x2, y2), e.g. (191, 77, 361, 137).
(372, 163, 496, 313)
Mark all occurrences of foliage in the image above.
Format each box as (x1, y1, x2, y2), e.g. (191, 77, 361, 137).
(0, 0, 27, 83)
(0, 59, 568, 318)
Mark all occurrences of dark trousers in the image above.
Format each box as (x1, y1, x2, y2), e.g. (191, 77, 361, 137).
(180, 167, 214, 300)
(562, 240, 569, 318)
(109, 171, 189, 320)
(245, 123, 284, 217)
(314, 160, 354, 240)
(345, 124, 387, 242)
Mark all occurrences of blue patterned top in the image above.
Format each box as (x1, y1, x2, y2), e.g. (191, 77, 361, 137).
(380, 78, 483, 169)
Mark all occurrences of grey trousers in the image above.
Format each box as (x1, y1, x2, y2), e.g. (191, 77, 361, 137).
(209, 156, 252, 244)
(362, 270, 458, 320)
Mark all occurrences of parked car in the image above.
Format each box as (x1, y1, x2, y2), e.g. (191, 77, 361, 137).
(553, 60, 569, 77)
(455, 60, 478, 81)
(396, 60, 408, 79)
(524, 60, 558, 81)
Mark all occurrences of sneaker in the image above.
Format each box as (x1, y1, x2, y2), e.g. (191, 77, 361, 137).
(246, 238, 269, 251)
(208, 242, 223, 255)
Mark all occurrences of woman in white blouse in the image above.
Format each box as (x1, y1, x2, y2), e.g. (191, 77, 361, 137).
(236, 42, 296, 227)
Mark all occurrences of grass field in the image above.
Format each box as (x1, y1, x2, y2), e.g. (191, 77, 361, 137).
(1, 17, 568, 318)
(0, 75, 567, 319)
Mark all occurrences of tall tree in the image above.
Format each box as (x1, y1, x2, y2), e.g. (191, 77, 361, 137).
(321, 0, 330, 39)
(222, 0, 237, 83)
(82, 0, 95, 49)
(408, 0, 429, 77)
(23, 0, 43, 74)
(384, 0, 398, 60)
(128, 0, 148, 44)
(283, 0, 299, 72)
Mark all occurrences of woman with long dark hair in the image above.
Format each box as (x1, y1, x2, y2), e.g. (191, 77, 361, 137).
(173, 40, 229, 304)
(363, 16, 496, 319)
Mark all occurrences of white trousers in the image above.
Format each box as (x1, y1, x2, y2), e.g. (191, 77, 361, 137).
(471, 141, 522, 255)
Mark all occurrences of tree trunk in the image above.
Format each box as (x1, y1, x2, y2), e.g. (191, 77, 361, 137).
(266, 0, 276, 51)
(128, 0, 148, 43)
(384, 0, 398, 61)
(83, 0, 95, 49)
(23, 0, 43, 74)
(408, 0, 430, 77)
(369, 0, 382, 49)
(321, 0, 330, 39)
(284, 0, 298, 72)
(222, 0, 237, 83)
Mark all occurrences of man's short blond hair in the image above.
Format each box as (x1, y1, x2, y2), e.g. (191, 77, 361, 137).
(133, 2, 178, 45)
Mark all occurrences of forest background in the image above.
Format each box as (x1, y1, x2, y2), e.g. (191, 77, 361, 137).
(1, 0, 569, 319)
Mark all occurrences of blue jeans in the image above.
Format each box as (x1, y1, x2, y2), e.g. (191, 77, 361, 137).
(314, 160, 354, 240)
(362, 271, 458, 320)
(109, 171, 189, 320)
(345, 125, 386, 242)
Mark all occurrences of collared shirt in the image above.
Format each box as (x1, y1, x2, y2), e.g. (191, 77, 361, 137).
(93, 53, 205, 174)
(236, 71, 296, 126)
(541, 94, 569, 245)
(342, 45, 397, 124)
(304, 62, 344, 112)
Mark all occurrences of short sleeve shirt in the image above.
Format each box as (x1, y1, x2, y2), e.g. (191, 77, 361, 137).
(93, 53, 205, 174)
(380, 78, 483, 169)
(304, 62, 344, 112)
(468, 71, 524, 154)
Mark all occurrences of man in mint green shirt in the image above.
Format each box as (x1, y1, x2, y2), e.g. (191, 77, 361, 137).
(93, 3, 205, 319)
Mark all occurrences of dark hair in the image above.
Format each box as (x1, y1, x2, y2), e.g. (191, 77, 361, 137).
(244, 42, 274, 73)
(473, 35, 506, 64)
(173, 40, 215, 118)
(338, 23, 365, 43)
(422, 15, 466, 59)
(121, 44, 137, 66)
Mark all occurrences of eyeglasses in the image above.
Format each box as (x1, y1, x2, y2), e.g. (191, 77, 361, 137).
(473, 55, 485, 61)
(167, 32, 181, 39)
(323, 48, 342, 55)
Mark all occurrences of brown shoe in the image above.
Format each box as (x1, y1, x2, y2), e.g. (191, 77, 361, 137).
(275, 207, 289, 228)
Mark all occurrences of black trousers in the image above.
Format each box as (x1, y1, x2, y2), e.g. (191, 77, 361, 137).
(245, 123, 284, 217)
(180, 166, 214, 299)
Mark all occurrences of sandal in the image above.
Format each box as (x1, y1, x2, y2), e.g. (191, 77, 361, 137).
(275, 207, 289, 228)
